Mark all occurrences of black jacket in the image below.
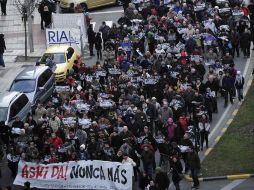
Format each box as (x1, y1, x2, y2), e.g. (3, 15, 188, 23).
(0, 35, 6, 54)
(87, 26, 95, 44)
(240, 32, 251, 47)
(95, 34, 102, 50)
(155, 171, 170, 190)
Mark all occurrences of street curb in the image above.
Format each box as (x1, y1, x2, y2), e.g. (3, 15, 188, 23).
(184, 174, 254, 182)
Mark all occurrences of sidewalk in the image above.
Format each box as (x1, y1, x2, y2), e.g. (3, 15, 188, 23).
(0, 0, 46, 63)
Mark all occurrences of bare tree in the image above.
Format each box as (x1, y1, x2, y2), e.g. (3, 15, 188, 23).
(14, 0, 38, 60)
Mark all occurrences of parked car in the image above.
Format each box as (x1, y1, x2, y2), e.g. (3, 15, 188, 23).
(9, 66, 55, 107)
(59, 0, 121, 12)
(37, 45, 78, 83)
(0, 91, 31, 125)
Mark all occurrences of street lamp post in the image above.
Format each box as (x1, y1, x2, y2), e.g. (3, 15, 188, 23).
(22, 6, 28, 60)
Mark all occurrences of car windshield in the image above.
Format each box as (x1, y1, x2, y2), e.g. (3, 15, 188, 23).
(0, 107, 8, 122)
(10, 79, 36, 93)
(40, 53, 66, 64)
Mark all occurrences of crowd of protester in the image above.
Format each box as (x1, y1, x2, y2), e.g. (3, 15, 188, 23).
(1, 0, 254, 189)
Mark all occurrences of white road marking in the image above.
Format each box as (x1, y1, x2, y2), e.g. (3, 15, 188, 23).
(90, 10, 123, 15)
(243, 45, 253, 77)
(220, 179, 246, 190)
(209, 104, 231, 140)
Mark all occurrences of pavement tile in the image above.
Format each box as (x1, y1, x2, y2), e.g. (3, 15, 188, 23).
(1, 0, 46, 62)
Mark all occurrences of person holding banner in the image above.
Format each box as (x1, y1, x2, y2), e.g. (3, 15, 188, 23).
(122, 153, 136, 187)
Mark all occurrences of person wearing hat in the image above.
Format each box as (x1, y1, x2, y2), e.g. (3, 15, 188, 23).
(0, 33, 6, 67)
(235, 70, 245, 101)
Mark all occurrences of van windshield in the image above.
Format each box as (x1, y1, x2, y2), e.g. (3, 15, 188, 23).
(10, 79, 36, 93)
(0, 107, 8, 122)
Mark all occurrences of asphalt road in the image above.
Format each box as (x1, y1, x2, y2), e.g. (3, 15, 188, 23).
(1, 4, 254, 190)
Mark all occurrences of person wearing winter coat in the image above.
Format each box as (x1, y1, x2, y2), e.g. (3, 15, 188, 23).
(170, 156, 183, 190)
(95, 32, 102, 60)
(231, 29, 240, 58)
(222, 71, 235, 107)
(48, 113, 61, 133)
(48, 132, 63, 149)
(154, 167, 170, 190)
(198, 114, 210, 150)
(0, 33, 6, 67)
(42, 6, 52, 28)
(166, 118, 176, 142)
(139, 171, 151, 190)
(0, 0, 7, 15)
(160, 102, 173, 124)
(240, 28, 251, 58)
(99, 21, 111, 49)
(188, 149, 200, 189)
(235, 71, 245, 101)
(141, 145, 155, 178)
(87, 24, 96, 56)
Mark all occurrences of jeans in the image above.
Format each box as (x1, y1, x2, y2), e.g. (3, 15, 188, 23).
(89, 43, 94, 56)
(143, 163, 153, 178)
(242, 46, 250, 57)
(0, 53, 5, 66)
(236, 88, 243, 101)
(200, 130, 209, 149)
(224, 89, 233, 106)
(232, 44, 239, 57)
(97, 49, 102, 60)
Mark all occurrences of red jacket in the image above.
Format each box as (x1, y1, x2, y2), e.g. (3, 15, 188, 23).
(49, 137, 63, 149)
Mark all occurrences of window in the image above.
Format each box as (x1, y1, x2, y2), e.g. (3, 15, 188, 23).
(9, 94, 29, 119)
(40, 53, 66, 64)
(38, 69, 53, 87)
(0, 107, 8, 122)
(10, 79, 36, 93)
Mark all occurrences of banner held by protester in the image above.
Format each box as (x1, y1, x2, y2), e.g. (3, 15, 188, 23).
(14, 160, 133, 190)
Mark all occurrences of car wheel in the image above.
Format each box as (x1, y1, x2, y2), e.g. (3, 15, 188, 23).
(115, 0, 122, 6)
(80, 3, 88, 12)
